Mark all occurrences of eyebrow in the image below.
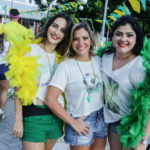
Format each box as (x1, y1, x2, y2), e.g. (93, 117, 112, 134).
(52, 22, 66, 30)
(52, 23, 58, 26)
(116, 31, 134, 34)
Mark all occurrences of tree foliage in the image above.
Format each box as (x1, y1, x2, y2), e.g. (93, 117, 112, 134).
(34, 0, 150, 35)
(34, 0, 53, 11)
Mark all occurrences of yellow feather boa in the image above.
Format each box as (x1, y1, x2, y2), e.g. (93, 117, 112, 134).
(5, 37, 64, 106)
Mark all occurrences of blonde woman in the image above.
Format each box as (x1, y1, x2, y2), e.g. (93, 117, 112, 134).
(45, 22, 107, 150)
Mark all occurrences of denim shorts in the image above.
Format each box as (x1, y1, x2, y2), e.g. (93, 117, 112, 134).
(108, 120, 121, 134)
(64, 108, 108, 146)
(0, 64, 9, 80)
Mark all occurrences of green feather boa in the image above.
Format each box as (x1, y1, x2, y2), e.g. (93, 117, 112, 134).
(97, 38, 150, 149)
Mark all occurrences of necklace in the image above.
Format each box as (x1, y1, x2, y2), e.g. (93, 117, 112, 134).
(40, 53, 56, 87)
(75, 58, 97, 103)
(43, 43, 56, 77)
(46, 53, 57, 80)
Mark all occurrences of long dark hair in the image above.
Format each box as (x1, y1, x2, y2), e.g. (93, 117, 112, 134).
(38, 13, 73, 56)
(0, 33, 4, 54)
(106, 15, 144, 55)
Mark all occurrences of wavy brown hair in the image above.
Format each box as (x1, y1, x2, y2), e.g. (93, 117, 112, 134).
(37, 13, 73, 56)
(0, 33, 4, 54)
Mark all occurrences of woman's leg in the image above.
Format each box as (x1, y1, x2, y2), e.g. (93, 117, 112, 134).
(45, 139, 56, 150)
(70, 145, 90, 150)
(0, 80, 9, 109)
(23, 141, 45, 150)
(90, 137, 107, 150)
(108, 131, 123, 150)
(0, 80, 9, 119)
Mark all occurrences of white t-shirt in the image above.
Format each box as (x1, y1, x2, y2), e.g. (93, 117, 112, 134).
(102, 53, 146, 123)
(49, 56, 104, 117)
(0, 40, 10, 64)
(28, 44, 64, 105)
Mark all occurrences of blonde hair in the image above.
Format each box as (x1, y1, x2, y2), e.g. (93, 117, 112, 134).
(65, 22, 95, 58)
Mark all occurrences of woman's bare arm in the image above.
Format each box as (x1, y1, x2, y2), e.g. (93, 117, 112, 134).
(45, 86, 90, 136)
(12, 88, 23, 138)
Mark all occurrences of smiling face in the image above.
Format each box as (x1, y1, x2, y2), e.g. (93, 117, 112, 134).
(112, 24, 136, 56)
(47, 17, 67, 46)
(72, 28, 92, 60)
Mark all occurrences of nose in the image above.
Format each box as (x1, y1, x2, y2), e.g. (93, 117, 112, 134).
(120, 35, 127, 41)
(55, 28, 61, 35)
(78, 39, 84, 46)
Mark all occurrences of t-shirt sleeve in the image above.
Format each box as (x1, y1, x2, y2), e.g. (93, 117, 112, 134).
(129, 58, 146, 88)
(24, 44, 39, 57)
(49, 61, 68, 92)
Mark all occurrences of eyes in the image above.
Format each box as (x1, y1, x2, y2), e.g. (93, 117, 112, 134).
(114, 32, 135, 38)
(73, 36, 89, 41)
(51, 23, 66, 33)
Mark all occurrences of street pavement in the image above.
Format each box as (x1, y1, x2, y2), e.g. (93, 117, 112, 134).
(0, 97, 22, 150)
(0, 97, 109, 150)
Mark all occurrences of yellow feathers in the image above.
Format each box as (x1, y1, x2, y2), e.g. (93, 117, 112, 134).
(5, 36, 64, 106)
(5, 37, 40, 106)
(0, 23, 4, 34)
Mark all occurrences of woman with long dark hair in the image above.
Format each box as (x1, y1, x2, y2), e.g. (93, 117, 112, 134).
(12, 13, 73, 150)
(101, 15, 149, 150)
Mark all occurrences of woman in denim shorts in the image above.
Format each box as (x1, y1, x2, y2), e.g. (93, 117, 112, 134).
(45, 22, 108, 150)
(101, 15, 149, 150)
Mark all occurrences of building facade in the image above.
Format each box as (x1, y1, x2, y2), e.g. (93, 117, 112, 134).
(0, 0, 47, 35)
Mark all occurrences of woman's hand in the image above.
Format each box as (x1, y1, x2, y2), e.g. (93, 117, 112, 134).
(71, 116, 90, 136)
(135, 143, 147, 150)
(12, 119, 23, 138)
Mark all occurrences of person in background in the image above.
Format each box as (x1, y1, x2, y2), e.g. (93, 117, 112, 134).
(93, 30, 101, 52)
(0, 9, 30, 101)
(11, 13, 73, 150)
(101, 15, 149, 150)
(45, 22, 107, 150)
(22, 20, 30, 29)
(1, 8, 30, 43)
(0, 15, 2, 23)
(22, 19, 35, 39)
(0, 33, 10, 120)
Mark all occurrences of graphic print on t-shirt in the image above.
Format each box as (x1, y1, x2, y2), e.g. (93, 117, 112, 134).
(83, 73, 102, 96)
(102, 71, 120, 114)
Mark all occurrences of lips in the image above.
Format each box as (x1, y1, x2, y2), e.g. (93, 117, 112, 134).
(51, 34, 59, 40)
(78, 47, 86, 51)
(118, 42, 128, 48)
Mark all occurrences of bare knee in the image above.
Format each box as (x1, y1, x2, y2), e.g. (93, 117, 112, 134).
(90, 138, 107, 150)
(22, 141, 45, 150)
(45, 139, 56, 150)
(0, 80, 9, 90)
(70, 145, 90, 150)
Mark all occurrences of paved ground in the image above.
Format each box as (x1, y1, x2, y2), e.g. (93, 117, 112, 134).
(0, 97, 22, 150)
(0, 97, 109, 150)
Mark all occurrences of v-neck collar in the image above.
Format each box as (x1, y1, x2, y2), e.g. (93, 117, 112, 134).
(111, 53, 140, 72)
